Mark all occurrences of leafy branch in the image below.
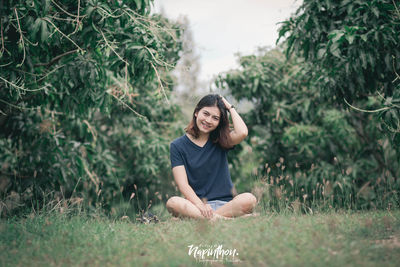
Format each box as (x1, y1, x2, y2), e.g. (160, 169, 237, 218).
(0, 17, 4, 55)
(43, 17, 84, 52)
(344, 98, 391, 113)
(34, 49, 78, 67)
(0, 75, 48, 92)
(14, 8, 26, 67)
(50, 0, 85, 18)
(150, 61, 169, 104)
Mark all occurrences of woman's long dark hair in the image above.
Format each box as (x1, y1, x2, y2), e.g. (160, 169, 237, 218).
(185, 94, 231, 149)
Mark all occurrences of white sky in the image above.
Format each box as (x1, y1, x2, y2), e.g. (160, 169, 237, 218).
(153, 0, 302, 82)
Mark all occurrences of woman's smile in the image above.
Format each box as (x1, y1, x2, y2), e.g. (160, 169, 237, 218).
(199, 119, 215, 131)
(201, 121, 212, 129)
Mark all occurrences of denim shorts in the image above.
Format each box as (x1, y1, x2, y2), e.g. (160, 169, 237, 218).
(207, 200, 228, 211)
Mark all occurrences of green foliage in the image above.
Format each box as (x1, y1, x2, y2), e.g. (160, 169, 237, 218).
(217, 48, 399, 210)
(278, 0, 400, 141)
(0, 0, 183, 216)
(278, 0, 400, 99)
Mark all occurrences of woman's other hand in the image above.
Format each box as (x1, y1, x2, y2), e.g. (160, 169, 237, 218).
(195, 203, 214, 219)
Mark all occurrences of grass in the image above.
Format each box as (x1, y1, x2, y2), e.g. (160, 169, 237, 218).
(1, 209, 400, 267)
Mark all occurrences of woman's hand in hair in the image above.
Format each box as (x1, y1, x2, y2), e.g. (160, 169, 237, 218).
(195, 202, 214, 219)
(219, 95, 233, 110)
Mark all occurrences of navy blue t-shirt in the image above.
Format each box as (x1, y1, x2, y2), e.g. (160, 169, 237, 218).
(170, 134, 233, 201)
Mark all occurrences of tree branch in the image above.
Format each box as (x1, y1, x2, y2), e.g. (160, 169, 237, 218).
(43, 17, 84, 52)
(344, 98, 390, 113)
(34, 49, 78, 67)
(14, 8, 26, 67)
(51, 0, 84, 18)
(0, 17, 4, 55)
(150, 61, 170, 104)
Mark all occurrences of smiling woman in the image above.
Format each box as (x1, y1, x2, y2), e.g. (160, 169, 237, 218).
(166, 94, 256, 220)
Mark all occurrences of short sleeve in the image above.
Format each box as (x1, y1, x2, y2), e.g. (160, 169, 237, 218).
(170, 142, 184, 168)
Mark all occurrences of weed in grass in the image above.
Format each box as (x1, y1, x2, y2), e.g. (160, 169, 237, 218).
(246, 157, 400, 216)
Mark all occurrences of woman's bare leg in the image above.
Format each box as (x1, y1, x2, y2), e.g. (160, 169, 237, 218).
(166, 196, 204, 219)
(166, 196, 232, 220)
(214, 192, 257, 218)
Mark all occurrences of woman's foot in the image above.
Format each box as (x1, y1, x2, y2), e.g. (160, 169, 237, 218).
(210, 213, 232, 221)
(241, 212, 260, 218)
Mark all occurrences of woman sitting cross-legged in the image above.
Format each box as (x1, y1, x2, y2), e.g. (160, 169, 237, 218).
(166, 94, 257, 220)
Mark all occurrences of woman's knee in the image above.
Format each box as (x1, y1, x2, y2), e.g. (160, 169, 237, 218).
(166, 196, 184, 214)
(166, 196, 179, 209)
(237, 192, 257, 213)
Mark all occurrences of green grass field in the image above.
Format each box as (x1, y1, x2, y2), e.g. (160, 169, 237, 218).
(1, 210, 399, 267)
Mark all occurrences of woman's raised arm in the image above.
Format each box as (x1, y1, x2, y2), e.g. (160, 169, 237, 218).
(221, 96, 248, 146)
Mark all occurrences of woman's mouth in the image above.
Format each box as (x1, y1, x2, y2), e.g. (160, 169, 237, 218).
(201, 122, 211, 129)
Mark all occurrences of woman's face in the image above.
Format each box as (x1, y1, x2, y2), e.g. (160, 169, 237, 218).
(195, 106, 221, 135)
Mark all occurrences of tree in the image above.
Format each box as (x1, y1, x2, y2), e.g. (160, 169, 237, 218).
(277, 0, 400, 144)
(217, 47, 399, 210)
(0, 0, 184, 216)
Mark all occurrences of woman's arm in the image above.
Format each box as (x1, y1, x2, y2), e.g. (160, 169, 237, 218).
(221, 97, 248, 146)
(172, 165, 213, 218)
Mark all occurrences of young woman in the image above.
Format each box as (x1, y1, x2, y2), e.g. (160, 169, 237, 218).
(166, 94, 257, 220)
